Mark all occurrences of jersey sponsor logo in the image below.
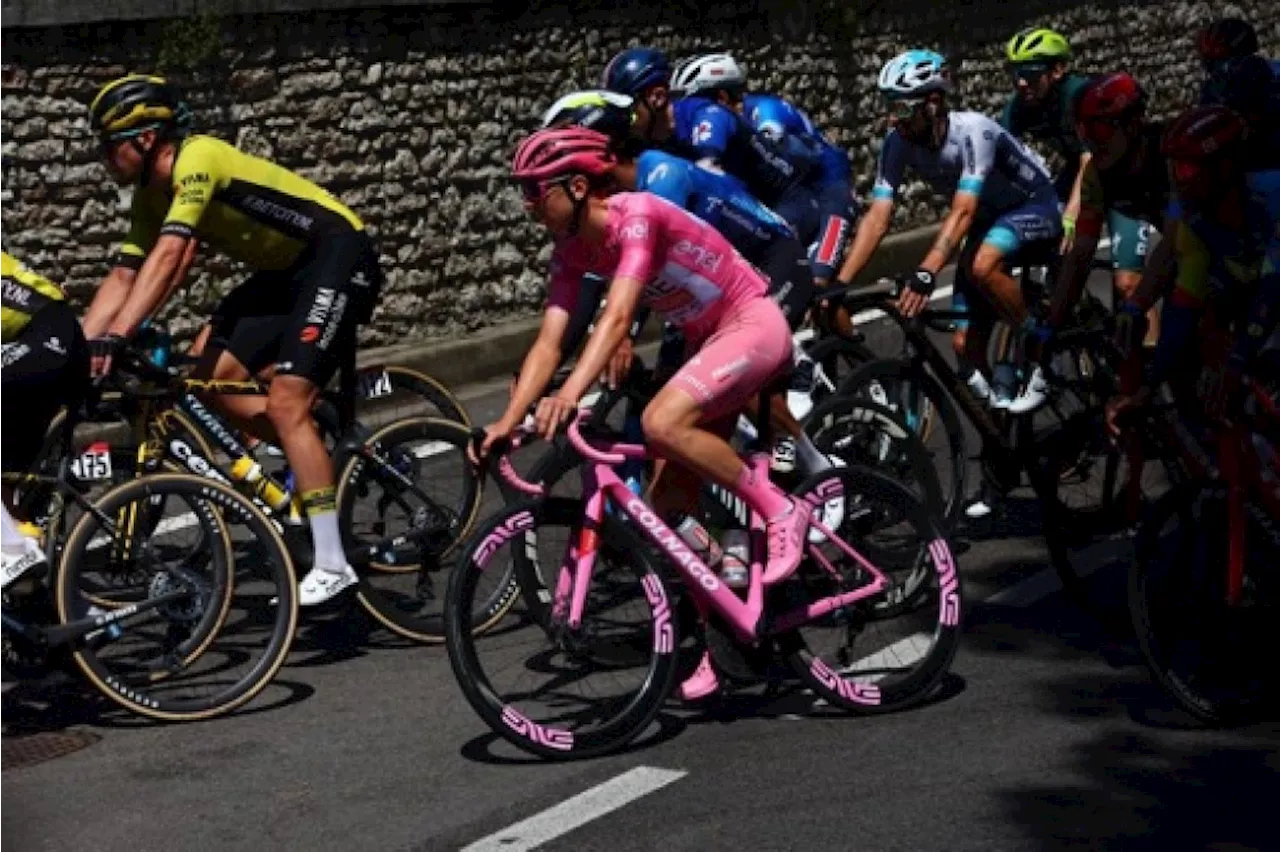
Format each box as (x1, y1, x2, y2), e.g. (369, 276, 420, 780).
(693, 120, 714, 145)
(672, 239, 723, 273)
(178, 188, 206, 204)
(306, 287, 336, 326)
(43, 335, 65, 356)
(644, 162, 670, 184)
(318, 293, 349, 350)
(619, 220, 650, 242)
(710, 353, 752, 381)
(179, 172, 211, 187)
(240, 194, 316, 233)
(2, 342, 31, 367)
(300, 325, 321, 343)
(2, 278, 32, 308)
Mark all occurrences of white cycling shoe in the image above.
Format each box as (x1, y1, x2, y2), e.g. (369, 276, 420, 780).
(297, 564, 358, 607)
(808, 455, 848, 545)
(1006, 365, 1049, 415)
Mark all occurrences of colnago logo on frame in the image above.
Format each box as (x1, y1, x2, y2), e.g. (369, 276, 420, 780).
(625, 497, 720, 591)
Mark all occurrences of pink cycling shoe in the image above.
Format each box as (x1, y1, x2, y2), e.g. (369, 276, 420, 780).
(679, 651, 720, 702)
(762, 501, 809, 585)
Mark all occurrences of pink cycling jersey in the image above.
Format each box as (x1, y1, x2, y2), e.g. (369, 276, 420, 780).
(546, 192, 769, 342)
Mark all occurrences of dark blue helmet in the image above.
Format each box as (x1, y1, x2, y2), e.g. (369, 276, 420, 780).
(601, 47, 671, 96)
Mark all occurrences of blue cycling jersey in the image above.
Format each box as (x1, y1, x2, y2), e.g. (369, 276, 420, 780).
(636, 150, 794, 261)
(670, 96, 803, 205)
(743, 93, 851, 186)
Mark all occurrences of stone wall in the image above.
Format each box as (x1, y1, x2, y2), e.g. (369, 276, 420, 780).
(2, 0, 1277, 344)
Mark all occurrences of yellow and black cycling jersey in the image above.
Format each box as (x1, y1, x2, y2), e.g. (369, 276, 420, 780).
(2, 251, 67, 343)
(117, 134, 364, 273)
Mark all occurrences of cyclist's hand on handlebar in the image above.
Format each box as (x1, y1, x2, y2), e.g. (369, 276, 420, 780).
(605, 338, 634, 390)
(88, 334, 127, 381)
(896, 269, 935, 319)
(534, 393, 577, 442)
(469, 421, 515, 465)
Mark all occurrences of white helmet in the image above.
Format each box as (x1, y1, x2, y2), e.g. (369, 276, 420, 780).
(670, 53, 745, 97)
(877, 50, 951, 100)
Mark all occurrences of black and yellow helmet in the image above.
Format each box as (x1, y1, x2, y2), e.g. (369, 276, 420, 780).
(89, 74, 189, 137)
(1006, 28, 1072, 64)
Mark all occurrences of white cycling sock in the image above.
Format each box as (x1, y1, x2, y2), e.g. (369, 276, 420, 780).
(1, 505, 24, 551)
(309, 511, 347, 573)
(301, 488, 347, 572)
(795, 433, 832, 476)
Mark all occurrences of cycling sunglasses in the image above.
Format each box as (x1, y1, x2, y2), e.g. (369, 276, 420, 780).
(886, 97, 928, 120)
(519, 176, 572, 206)
(1009, 63, 1053, 84)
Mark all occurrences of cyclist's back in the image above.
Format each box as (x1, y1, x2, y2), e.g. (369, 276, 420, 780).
(669, 96, 805, 211)
(875, 110, 1056, 213)
(547, 191, 767, 342)
(743, 93, 848, 185)
(1001, 73, 1094, 197)
(119, 134, 364, 272)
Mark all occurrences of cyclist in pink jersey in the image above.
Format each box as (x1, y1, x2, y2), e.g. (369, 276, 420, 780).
(476, 126, 811, 595)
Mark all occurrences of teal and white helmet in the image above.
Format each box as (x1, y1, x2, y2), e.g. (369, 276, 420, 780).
(877, 50, 951, 100)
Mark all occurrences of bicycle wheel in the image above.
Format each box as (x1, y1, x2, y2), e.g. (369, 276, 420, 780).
(337, 416, 488, 643)
(786, 466, 963, 713)
(54, 473, 298, 721)
(445, 499, 680, 760)
(354, 364, 470, 428)
(804, 332, 876, 406)
(834, 358, 967, 525)
(1129, 483, 1280, 725)
(804, 394, 952, 529)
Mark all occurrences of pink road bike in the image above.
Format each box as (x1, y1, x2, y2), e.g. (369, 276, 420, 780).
(444, 406, 963, 760)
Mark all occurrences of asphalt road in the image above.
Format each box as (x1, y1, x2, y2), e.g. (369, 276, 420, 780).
(5, 261, 1279, 852)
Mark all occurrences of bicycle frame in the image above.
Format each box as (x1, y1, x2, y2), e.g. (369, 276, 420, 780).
(505, 414, 896, 644)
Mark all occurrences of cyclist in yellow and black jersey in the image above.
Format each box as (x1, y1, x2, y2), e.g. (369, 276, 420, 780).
(80, 75, 384, 606)
(1, 251, 89, 590)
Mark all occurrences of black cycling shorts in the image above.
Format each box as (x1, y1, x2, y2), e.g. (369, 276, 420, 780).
(2, 302, 89, 472)
(205, 230, 382, 386)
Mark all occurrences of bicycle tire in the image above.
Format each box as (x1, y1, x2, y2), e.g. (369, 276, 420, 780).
(1129, 484, 1278, 725)
(445, 498, 680, 760)
(338, 416, 491, 643)
(787, 465, 963, 714)
(356, 364, 471, 427)
(833, 358, 968, 528)
(804, 394, 952, 530)
(54, 472, 298, 721)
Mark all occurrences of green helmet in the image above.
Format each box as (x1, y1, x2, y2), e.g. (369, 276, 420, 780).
(1006, 27, 1072, 64)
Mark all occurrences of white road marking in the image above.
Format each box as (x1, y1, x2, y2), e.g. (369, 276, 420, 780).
(461, 766, 687, 852)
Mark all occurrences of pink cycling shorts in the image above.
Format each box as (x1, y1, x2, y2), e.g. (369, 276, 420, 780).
(667, 296, 793, 424)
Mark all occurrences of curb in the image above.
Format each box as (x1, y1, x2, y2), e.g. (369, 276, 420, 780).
(357, 224, 941, 389)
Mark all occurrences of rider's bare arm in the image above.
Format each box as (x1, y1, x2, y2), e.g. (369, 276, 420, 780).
(834, 197, 892, 286)
(919, 191, 978, 274)
(494, 306, 571, 431)
(80, 265, 137, 339)
(556, 276, 644, 403)
(1049, 161, 1105, 326)
(105, 234, 196, 339)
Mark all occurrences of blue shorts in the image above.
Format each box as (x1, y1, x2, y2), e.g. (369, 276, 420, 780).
(951, 196, 1062, 330)
(808, 180, 859, 280)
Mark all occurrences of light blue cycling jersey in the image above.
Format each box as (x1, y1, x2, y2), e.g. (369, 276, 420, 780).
(873, 111, 1056, 213)
(742, 93, 851, 185)
(635, 149, 794, 261)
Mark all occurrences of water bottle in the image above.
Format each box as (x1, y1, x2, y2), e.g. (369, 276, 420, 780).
(229, 455, 293, 513)
(619, 408, 645, 497)
(720, 528, 750, 590)
(674, 515, 723, 569)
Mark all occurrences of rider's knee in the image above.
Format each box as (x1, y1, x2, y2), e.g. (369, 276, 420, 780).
(640, 401, 686, 453)
(968, 245, 1004, 284)
(951, 326, 968, 358)
(264, 381, 311, 430)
